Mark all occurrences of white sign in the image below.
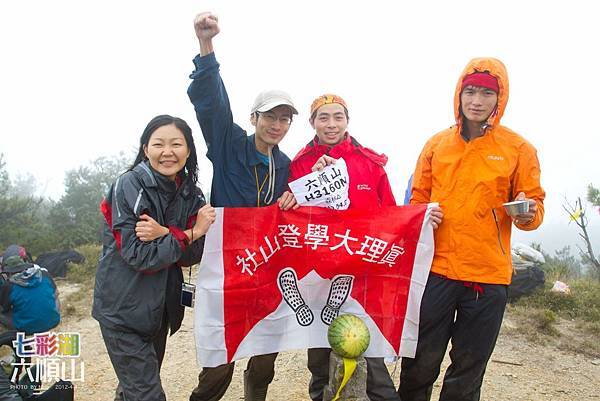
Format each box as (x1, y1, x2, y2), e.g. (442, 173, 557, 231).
(289, 158, 350, 210)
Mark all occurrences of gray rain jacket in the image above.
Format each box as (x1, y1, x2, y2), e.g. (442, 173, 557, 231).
(92, 161, 206, 338)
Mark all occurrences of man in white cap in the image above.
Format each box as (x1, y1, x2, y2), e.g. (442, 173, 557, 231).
(186, 11, 297, 401)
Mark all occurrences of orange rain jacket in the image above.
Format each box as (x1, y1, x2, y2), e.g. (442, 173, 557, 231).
(411, 58, 545, 285)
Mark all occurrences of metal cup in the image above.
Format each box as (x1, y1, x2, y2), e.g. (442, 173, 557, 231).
(503, 200, 529, 216)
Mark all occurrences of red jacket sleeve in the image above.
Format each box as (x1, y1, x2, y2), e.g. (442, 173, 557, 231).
(377, 172, 396, 206)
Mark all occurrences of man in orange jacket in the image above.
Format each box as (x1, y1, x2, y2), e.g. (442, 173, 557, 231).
(399, 58, 545, 401)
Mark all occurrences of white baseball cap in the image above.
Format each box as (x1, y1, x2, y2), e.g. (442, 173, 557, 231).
(251, 90, 298, 115)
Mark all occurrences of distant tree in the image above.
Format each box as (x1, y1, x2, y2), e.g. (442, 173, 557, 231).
(0, 154, 55, 254)
(563, 194, 600, 279)
(1, 153, 131, 255)
(8, 172, 43, 198)
(530, 242, 542, 252)
(543, 246, 584, 279)
(588, 184, 600, 207)
(0, 155, 9, 197)
(48, 153, 129, 248)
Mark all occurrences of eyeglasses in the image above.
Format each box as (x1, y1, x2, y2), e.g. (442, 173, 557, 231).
(257, 112, 292, 126)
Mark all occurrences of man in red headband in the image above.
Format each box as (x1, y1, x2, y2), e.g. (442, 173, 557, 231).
(232, 94, 405, 401)
(287, 94, 405, 401)
(399, 59, 545, 401)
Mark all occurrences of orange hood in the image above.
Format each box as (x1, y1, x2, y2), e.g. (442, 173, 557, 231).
(454, 58, 509, 128)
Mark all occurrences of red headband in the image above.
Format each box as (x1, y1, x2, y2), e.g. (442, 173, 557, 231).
(310, 94, 348, 116)
(461, 72, 499, 93)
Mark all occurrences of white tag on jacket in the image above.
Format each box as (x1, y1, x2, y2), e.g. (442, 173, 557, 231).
(289, 158, 350, 210)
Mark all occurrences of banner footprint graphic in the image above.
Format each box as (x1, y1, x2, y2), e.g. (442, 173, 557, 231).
(277, 268, 314, 326)
(321, 275, 354, 325)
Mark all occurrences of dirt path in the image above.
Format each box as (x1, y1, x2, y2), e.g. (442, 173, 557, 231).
(58, 284, 599, 401)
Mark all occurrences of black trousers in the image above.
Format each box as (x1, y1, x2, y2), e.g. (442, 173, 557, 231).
(189, 362, 235, 401)
(398, 274, 507, 401)
(308, 348, 400, 401)
(101, 312, 169, 401)
(189, 353, 278, 401)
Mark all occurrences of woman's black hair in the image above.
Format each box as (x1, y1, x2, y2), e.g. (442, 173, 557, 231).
(130, 115, 199, 184)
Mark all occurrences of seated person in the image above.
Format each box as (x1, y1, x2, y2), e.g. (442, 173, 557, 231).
(0, 245, 60, 334)
(1, 344, 74, 401)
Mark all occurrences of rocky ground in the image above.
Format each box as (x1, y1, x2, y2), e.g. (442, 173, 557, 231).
(53, 282, 600, 401)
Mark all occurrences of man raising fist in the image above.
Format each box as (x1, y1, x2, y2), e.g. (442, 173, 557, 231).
(187, 12, 298, 401)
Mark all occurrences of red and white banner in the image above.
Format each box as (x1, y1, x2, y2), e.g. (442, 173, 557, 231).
(194, 204, 435, 367)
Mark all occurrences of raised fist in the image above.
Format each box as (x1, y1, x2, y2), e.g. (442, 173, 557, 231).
(194, 12, 219, 42)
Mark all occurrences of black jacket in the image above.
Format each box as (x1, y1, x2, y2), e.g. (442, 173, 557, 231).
(92, 161, 206, 338)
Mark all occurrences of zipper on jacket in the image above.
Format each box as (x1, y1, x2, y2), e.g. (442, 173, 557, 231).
(134, 188, 144, 215)
(491, 209, 506, 255)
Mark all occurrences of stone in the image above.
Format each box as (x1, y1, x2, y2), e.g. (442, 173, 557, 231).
(323, 352, 369, 401)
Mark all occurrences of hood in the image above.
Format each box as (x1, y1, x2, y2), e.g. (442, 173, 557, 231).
(454, 58, 509, 128)
(9, 264, 44, 287)
(1, 244, 33, 273)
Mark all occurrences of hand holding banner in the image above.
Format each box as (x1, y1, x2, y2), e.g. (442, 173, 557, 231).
(193, 204, 436, 368)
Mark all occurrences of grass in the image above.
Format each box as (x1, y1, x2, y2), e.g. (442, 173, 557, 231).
(60, 244, 100, 318)
(507, 278, 600, 356)
(66, 244, 100, 285)
(532, 309, 559, 336)
(514, 279, 600, 323)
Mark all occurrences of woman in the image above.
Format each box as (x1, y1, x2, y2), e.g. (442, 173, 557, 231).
(92, 115, 215, 401)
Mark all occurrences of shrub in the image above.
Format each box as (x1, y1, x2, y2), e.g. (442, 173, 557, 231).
(66, 244, 101, 285)
(515, 279, 600, 323)
(532, 309, 559, 336)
